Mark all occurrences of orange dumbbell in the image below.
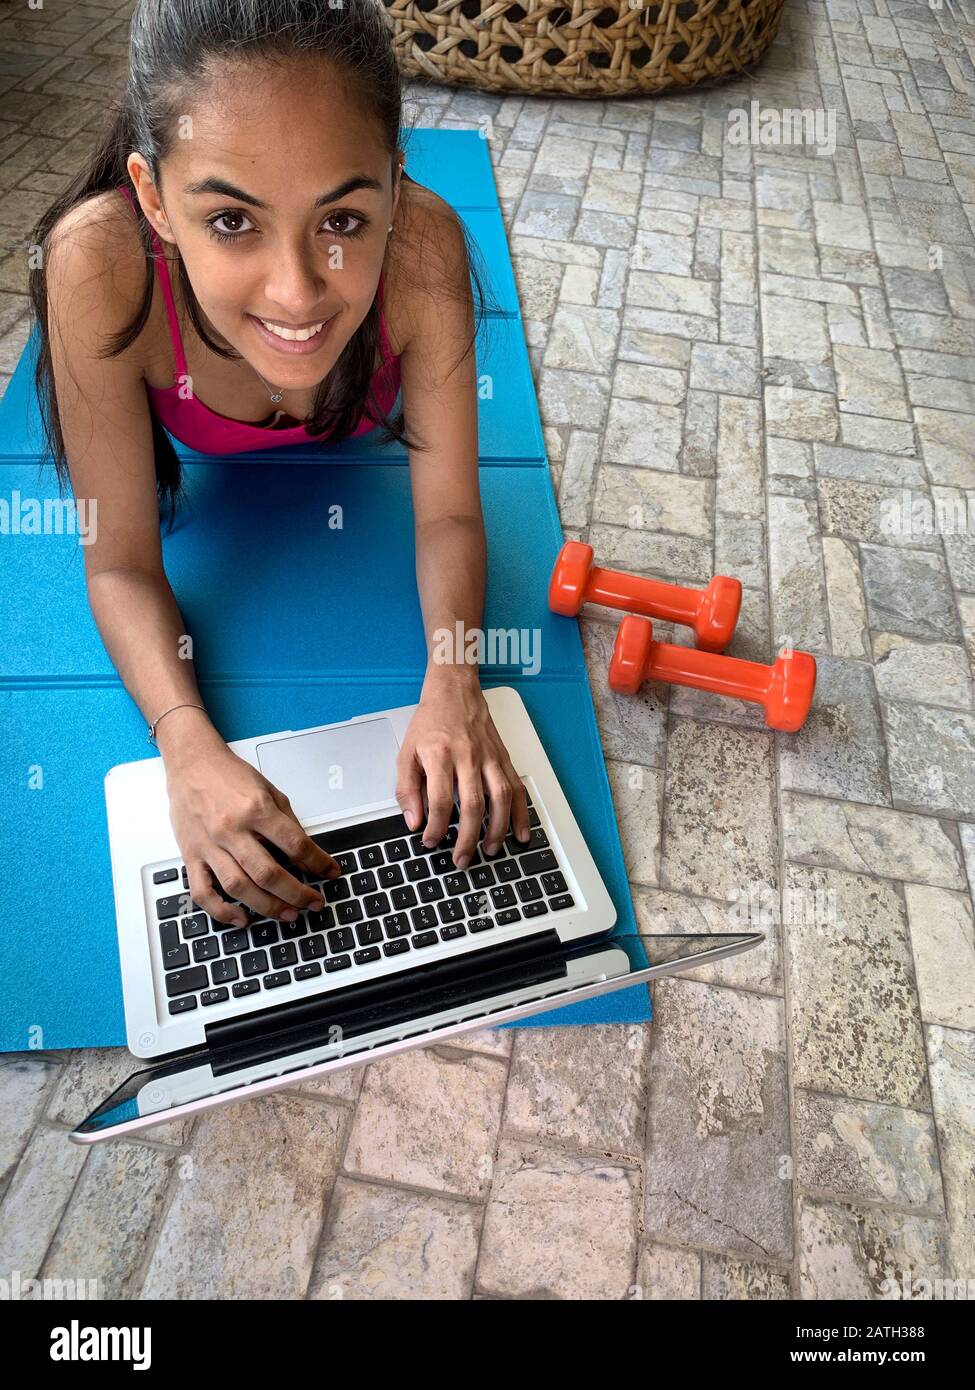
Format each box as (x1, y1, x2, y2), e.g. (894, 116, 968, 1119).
(609, 615, 816, 733)
(549, 540, 742, 653)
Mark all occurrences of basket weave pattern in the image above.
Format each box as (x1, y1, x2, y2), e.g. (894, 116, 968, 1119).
(382, 0, 786, 98)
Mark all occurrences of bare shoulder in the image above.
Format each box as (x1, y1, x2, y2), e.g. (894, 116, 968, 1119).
(45, 189, 151, 362)
(383, 177, 471, 357)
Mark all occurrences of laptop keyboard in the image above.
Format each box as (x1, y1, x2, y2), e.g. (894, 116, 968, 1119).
(150, 786, 579, 1017)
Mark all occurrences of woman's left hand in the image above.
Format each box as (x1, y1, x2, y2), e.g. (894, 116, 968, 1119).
(396, 670, 532, 870)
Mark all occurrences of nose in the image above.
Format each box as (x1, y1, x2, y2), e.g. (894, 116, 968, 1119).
(262, 239, 327, 318)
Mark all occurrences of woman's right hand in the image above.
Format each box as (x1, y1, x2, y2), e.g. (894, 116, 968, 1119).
(163, 734, 342, 929)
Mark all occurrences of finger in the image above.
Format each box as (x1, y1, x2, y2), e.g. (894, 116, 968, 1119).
(506, 764, 532, 842)
(228, 833, 324, 920)
(395, 748, 426, 833)
(453, 758, 486, 869)
(481, 761, 513, 855)
(206, 846, 298, 922)
(267, 793, 342, 880)
(185, 858, 248, 929)
(420, 751, 455, 849)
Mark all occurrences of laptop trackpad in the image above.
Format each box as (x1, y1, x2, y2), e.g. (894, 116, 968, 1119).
(255, 718, 401, 822)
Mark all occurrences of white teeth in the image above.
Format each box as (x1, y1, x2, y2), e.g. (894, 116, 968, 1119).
(258, 317, 328, 342)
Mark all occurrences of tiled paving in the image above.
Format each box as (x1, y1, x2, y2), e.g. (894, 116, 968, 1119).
(1, 0, 974, 1299)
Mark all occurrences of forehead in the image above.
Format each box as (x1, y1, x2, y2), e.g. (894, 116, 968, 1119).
(166, 54, 390, 191)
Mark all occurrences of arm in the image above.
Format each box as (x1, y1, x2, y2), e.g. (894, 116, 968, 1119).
(45, 204, 338, 920)
(393, 210, 531, 870)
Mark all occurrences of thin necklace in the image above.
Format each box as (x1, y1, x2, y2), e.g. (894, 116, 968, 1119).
(249, 223, 395, 406)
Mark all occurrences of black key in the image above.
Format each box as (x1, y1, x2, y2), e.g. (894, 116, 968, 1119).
(193, 936, 220, 962)
(271, 942, 298, 969)
(163, 943, 190, 970)
(418, 879, 444, 903)
(377, 864, 404, 889)
(431, 851, 455, 875)
(383, 913, 410, 938)
(516, 876, 543, 903)
(295, 963, 322, 981)
(464, 891, 493, 917)
(383, 939, 410, 956)
(410, 906, 438, 931)
(496, 908, 522, 925)
(356, 920, 383, 947)
(169, 995, 198, 1014)
(181, 912, 209, 940)
(412, 931, 438, 949)
(312, 811, 413, 856)
(541, 871, 568, 896)
(469, 865, 496, 889)
(300, 934, 327, 961)
(201, 987, 229, 1007)
(159, 919, 180, 954)
(524, 788, 533, 807)
(495, 858, 522, 882)
(364, 892, 391, 918)
(264, 972, 291, 989)
(520, 849, 558, 876)
(523, 901, 549, 918)
(241, 950, 269, 977)
(328, 927, 355, 954)
(404, 857, 431, 881)
(490, 884, 517, 909)
(153, 867, 178, 885)
(165, 966, 208, 998)
(211, 958, 239, 984)
(354, 946, 382, 965)
(323, 876, 351, 902)
(549, 894, 575, 911)
(232, 979, 260, 998)
(528, 808, 541, 827)
(335, 851, 358, 874)
(479, 842, 506, 863)
(468, 917, 494, 933)
(181, 866, 190, 889)
(440, 923, 467, 942)
(443, 872, 470, 897)
(324, 956, 352, 973)
(391, 885, 418, 910)
(385, 838, 410, 861)
(358, 845, 384, 869)
(250, 921, 279, 948)
(280, 916, 308, 939)
(351, 870, 377, 896)
(222, 928, 250, 955)
(307, 906, 335, 933)
(335, 900, 363, 926)
(438, 899, 464, 924)
(156, 894, 190, 920)
(506, 830, 545, 855)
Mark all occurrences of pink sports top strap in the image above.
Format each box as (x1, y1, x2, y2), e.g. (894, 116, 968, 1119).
(117, 184, 189, 379)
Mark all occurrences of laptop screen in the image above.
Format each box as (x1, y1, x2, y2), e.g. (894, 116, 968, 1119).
(71, 933, 760, 1142)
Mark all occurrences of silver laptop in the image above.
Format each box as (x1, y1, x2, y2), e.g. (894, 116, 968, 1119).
(71, 685, 762, 1143)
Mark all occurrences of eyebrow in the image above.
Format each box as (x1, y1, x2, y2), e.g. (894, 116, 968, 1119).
(182, 174, 384, 208)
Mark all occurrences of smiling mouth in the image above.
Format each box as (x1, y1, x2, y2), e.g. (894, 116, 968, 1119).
(252, 315, 332, 342)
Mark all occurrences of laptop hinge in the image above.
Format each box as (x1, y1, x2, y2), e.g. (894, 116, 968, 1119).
(204, 929, 564, 1055)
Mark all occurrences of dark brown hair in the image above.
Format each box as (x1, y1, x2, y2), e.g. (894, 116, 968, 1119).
(27, 0, 501, 531)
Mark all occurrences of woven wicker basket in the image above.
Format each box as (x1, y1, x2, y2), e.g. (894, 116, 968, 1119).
(382, 0, 786, 99)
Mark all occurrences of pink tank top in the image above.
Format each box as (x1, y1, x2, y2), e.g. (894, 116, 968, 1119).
(116, 185, 401, 455)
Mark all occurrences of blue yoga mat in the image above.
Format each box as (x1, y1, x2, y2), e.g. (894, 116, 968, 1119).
(0, 129, 651, 1051)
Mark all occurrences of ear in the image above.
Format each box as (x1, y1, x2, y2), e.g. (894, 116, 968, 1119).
(125, 153, 178, 247)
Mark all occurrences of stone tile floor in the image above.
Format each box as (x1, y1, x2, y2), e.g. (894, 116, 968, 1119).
(1, 0, 974, 1299)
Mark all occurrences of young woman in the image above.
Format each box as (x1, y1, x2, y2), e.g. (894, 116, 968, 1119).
(29, 0, 532, 933)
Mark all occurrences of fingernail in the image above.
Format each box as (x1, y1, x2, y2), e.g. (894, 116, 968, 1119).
(328, 865, 341, 878)
(281, 909, 298, 922)
(233, 915, 247, 928)
(310, 899, 324, 911)
(405, 809, 417, 829)
(456, 854, 470, 870)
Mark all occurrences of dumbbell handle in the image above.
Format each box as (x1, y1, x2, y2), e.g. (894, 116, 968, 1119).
(644, 641, 780, 705)
(584, 563, 713, 628)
